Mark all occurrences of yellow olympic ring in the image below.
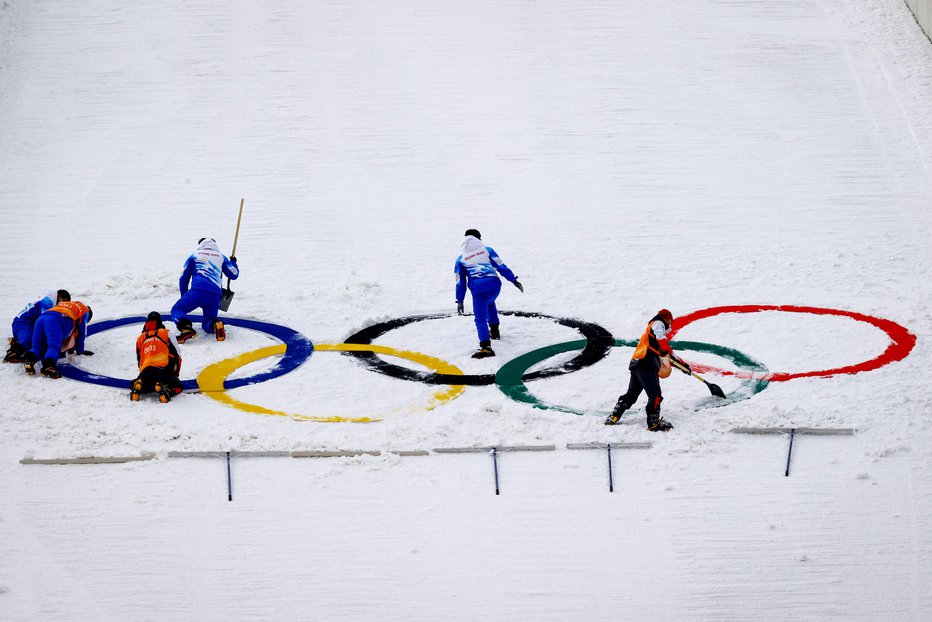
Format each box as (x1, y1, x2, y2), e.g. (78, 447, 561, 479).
(196, 343, 466, 423)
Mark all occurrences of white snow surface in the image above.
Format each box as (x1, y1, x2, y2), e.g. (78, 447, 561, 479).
(2, 0, 932, 619)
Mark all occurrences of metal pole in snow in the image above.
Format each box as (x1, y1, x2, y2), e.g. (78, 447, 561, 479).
(226, 451, 233, 501)
(492, 447, 500, 496)
(607, 443, 614, 493)
(784, 428, 796, 477)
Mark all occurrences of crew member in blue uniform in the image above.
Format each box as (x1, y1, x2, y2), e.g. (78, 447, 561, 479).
(4, 289, 70, 363)
(454, 229, 523, 358)
(171, 238, 239, 343)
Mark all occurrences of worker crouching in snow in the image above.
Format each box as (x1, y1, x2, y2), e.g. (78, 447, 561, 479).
(24, 300, 93, 379)
(132, 312, 183, 403)
(5, 289, 71, 363)
(605, 309, 691, 431)
(171, 237, 238, 344)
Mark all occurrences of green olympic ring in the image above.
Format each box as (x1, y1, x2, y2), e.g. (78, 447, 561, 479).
(495, 339, 770, 416)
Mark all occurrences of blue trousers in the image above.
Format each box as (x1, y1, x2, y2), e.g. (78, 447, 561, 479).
(468, 278, 502, 342)
(171, 289, 221, 332)
(12, 317, 36, 347)
(30, 312, 68, 362)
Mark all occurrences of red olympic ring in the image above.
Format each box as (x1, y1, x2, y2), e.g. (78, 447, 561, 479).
(669, 305, 916, 382)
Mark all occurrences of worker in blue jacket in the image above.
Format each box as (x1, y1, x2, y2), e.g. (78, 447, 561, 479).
(23, 300, 93, 378)
(4, 289, 70, 364)
(454, 229, 523, 358)
(171, 237, 239, 343)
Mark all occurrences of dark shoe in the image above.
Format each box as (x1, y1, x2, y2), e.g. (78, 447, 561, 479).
(24, 361, 36, 375)
(154, 382, 172, 404)
(40, 364, 62, 379)
(489, 324, 500, 340)
(471, 340, 495, 359)
(214, 320, 226, 342)
(4, 338, 27, 363)
(130, 378, 143, 402)
(647, 413, 673, 432)
(176, 318, 197, 344)
(605, 398, 629, 425)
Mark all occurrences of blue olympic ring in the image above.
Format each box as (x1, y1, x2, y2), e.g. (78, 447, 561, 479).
(58, 314, 314, 391)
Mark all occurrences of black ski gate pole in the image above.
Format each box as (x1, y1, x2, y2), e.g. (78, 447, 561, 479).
(226, 451, 233, 501)
(607, 443, 614, 493)
(784, 428, 796, 477)
(492, 447, 500, 495)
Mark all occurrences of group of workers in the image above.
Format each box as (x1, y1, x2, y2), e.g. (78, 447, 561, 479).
(4, 237, 239, 403)
(4, 230, 689, 430)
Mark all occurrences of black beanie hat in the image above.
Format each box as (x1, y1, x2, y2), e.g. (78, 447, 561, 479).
(464, 229, 481, 239)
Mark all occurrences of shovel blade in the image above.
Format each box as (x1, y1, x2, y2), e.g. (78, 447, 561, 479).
(219, 288, 235, 312)
(707, 382, 726, 399)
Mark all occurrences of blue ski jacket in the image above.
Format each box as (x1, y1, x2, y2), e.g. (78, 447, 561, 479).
(454, 236, 518, 304)
(179, 238, 239, 296)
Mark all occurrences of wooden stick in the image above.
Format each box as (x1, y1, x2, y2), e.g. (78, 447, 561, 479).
(231, 198, 244, 257)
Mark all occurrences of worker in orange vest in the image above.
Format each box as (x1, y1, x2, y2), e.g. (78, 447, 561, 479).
(132, 312, 183, 403)
(604, 309, 691, 431)
(24, 300, 93, 378)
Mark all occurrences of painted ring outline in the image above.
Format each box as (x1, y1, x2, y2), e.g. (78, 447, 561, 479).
(342, 311, 614, 386)
(57, 314, 313, 391)
(670, 305, 916, 381)
(495, 338, 770, 416)
(197, 342, 467, 422)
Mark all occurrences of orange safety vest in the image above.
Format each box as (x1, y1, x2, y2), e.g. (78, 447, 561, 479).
(631, 320, 672, 362)
(136, 328, 173, 371)
(49, 301, 90, 322)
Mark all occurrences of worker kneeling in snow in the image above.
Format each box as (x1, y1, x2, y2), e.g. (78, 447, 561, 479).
(24, 300, 93, 379)
(132, 312, 183, 403)
(171, 237, 238, 344)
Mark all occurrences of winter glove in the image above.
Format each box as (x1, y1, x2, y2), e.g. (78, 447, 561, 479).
(68, 349, 94, 356)
(230, 256, 237, 262)
(513, 280, 524, 293)
(673, 356, 690, 375)
(456, 302, 465, 316)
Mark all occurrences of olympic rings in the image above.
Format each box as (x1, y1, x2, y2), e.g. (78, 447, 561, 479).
(53, 306, 916, 423)
(342, 311, 614, 386)
(670, 305, 916, 381)
(197, 343, 466, 422)
(58, 314, 313, 390)
(496, 339, 770, 416)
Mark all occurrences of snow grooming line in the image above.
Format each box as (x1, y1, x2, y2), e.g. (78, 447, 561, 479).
(730, 427, 856, 477)
(20, 452, 156, 465)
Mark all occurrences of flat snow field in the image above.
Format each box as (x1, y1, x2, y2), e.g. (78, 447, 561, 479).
(1, 0, 931, 620)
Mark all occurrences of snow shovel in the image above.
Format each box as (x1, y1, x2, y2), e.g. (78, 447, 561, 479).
(671, 358, 726, 399)
(219, 198, 244, 312)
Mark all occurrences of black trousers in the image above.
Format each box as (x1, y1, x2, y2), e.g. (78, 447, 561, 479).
(136, 366, 182, 394)
(619, 360, 663, 415)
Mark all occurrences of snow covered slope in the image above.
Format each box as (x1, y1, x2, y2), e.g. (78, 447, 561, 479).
(1, 0, 931, 619)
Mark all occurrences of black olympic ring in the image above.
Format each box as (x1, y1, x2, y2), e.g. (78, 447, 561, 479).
(342, 311, 614, 386)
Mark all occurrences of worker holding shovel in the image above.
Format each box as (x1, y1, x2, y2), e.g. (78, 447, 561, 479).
(170, 237, 239, 343)
(604, 309, 692, 431)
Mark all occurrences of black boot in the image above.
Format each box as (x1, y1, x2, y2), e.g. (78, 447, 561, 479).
(176, 318, 197, 344)
(471, 340, 495, 359)
(40, 358, 62, 379)
(647, 412, 673, 432)
(489, 324, 500, 340)
(4, 337, 27, 363)
(23, 351, 38, 375)
(604, 398, 629, 425)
